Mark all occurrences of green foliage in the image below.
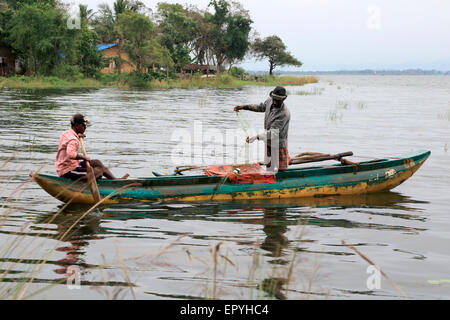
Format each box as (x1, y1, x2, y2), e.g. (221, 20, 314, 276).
(207, 0, 253, 71)
(229, 67, 246, 79)
(216, 73, 234, 85)
(147, 69, 168, 81)
(79, 4, 95, 27)
(108, 70, 169, 89)
(116, 10, 156, 73)
(126, 71, 149, 88)
(156, 3, 197, 70)
(0, 2, 13, 48)
(91, 3, 115, 43)
(40, 76, 67, 86)
(98, 73, 119, 83)
(75, 29, 102, 77)
(173, 46, 192, 70)
(92, 0, 147, 44)
(5, 0, 58, 10)
(51, 64, 82, 81)
(189, 10, 215, 67)
(252, 35, 302, 75)
(2, 0, 306, 88)
(8, 75, 30, 82)
(8, 2, 75, 75)
(146, 44, 175, 76)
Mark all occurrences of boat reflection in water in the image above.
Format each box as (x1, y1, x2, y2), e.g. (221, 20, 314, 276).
(34, 191, 427, 299)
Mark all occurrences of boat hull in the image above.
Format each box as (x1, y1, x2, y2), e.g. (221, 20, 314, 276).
(32, 150, 431, 205)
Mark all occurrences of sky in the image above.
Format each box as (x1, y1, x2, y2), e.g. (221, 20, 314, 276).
(62, 0, 450, 71)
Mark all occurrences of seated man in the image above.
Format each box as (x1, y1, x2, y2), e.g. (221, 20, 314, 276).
(55, 113, 129, 181)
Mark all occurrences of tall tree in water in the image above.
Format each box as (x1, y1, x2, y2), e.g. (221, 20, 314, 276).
(252, 35, 302, 75)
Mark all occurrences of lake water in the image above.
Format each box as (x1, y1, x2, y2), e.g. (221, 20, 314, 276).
(0, 75, 449, 300)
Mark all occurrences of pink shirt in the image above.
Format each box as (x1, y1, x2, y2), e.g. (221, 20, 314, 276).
(55, 128, 81, 176)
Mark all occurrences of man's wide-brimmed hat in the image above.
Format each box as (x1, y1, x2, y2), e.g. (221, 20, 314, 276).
(70, 113, 92, 127)
(270, 86, 287, 101)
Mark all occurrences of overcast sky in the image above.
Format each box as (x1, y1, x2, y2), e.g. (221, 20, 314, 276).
(63, 0, 450, 71)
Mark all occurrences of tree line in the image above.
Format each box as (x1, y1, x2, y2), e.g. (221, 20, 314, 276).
(0, 0, 302, 79)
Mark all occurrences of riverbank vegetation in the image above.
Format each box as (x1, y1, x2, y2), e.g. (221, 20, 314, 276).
(0, 73, 318, 90)
(0, 0, 312, 89)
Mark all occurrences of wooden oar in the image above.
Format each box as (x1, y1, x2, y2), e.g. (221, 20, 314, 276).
(290, 151, 354, 165)
(174, 165, 207, 174)
(79, 137, 101, 203)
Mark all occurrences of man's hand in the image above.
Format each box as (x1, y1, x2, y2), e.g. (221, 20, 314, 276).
(76, 154, 90, 162)
(246, 136, 258, 143)
(234, 105, 245, 112)
(78, 133, 86, 139)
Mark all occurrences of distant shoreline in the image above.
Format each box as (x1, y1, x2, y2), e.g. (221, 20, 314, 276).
(249, 69, 450, 76)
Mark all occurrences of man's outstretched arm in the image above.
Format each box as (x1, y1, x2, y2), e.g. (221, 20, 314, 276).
(234, 100, 268, 113)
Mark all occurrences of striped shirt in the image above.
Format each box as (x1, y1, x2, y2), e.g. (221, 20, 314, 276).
(55, 128, 81, 176)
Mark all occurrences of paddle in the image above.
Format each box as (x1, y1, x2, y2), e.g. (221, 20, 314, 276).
(79, 137, 101, 203)
(290, 151, 354, 165)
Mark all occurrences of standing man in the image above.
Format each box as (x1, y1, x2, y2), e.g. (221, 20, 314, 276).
(234, 86, 291, 171)
(55, 113, 129, 180)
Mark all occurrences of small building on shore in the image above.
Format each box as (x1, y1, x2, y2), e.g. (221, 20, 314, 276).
(97, 44, 136, 74)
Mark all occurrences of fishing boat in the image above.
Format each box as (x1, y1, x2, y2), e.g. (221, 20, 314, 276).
(31, 150, 430, 205)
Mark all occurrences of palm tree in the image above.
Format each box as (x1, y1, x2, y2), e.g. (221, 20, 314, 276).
(92, 0, 146, 74)
(113, 0, 127, 19)
(79, 4, 95, 27)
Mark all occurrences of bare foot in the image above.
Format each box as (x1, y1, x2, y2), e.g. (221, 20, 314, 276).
(121, 174, 130, 180)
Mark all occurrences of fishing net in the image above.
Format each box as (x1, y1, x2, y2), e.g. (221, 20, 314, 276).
(204, 163, 276, 184)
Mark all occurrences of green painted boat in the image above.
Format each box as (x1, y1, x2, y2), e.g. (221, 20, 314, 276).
(32, 150, 430, 205)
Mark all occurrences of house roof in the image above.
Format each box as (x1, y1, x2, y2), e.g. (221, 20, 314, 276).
(97, 44, 117, 51)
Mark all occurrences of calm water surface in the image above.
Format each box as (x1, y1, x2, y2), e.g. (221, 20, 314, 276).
(0, 75, 449, 300)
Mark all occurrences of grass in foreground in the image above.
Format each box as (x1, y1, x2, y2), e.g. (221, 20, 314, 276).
(0, 159, 316, 300)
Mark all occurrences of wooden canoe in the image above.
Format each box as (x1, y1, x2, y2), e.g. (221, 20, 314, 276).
(31, 150, 430, 205)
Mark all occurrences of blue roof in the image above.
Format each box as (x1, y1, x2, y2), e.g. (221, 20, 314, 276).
(97, 44, 117, 51)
